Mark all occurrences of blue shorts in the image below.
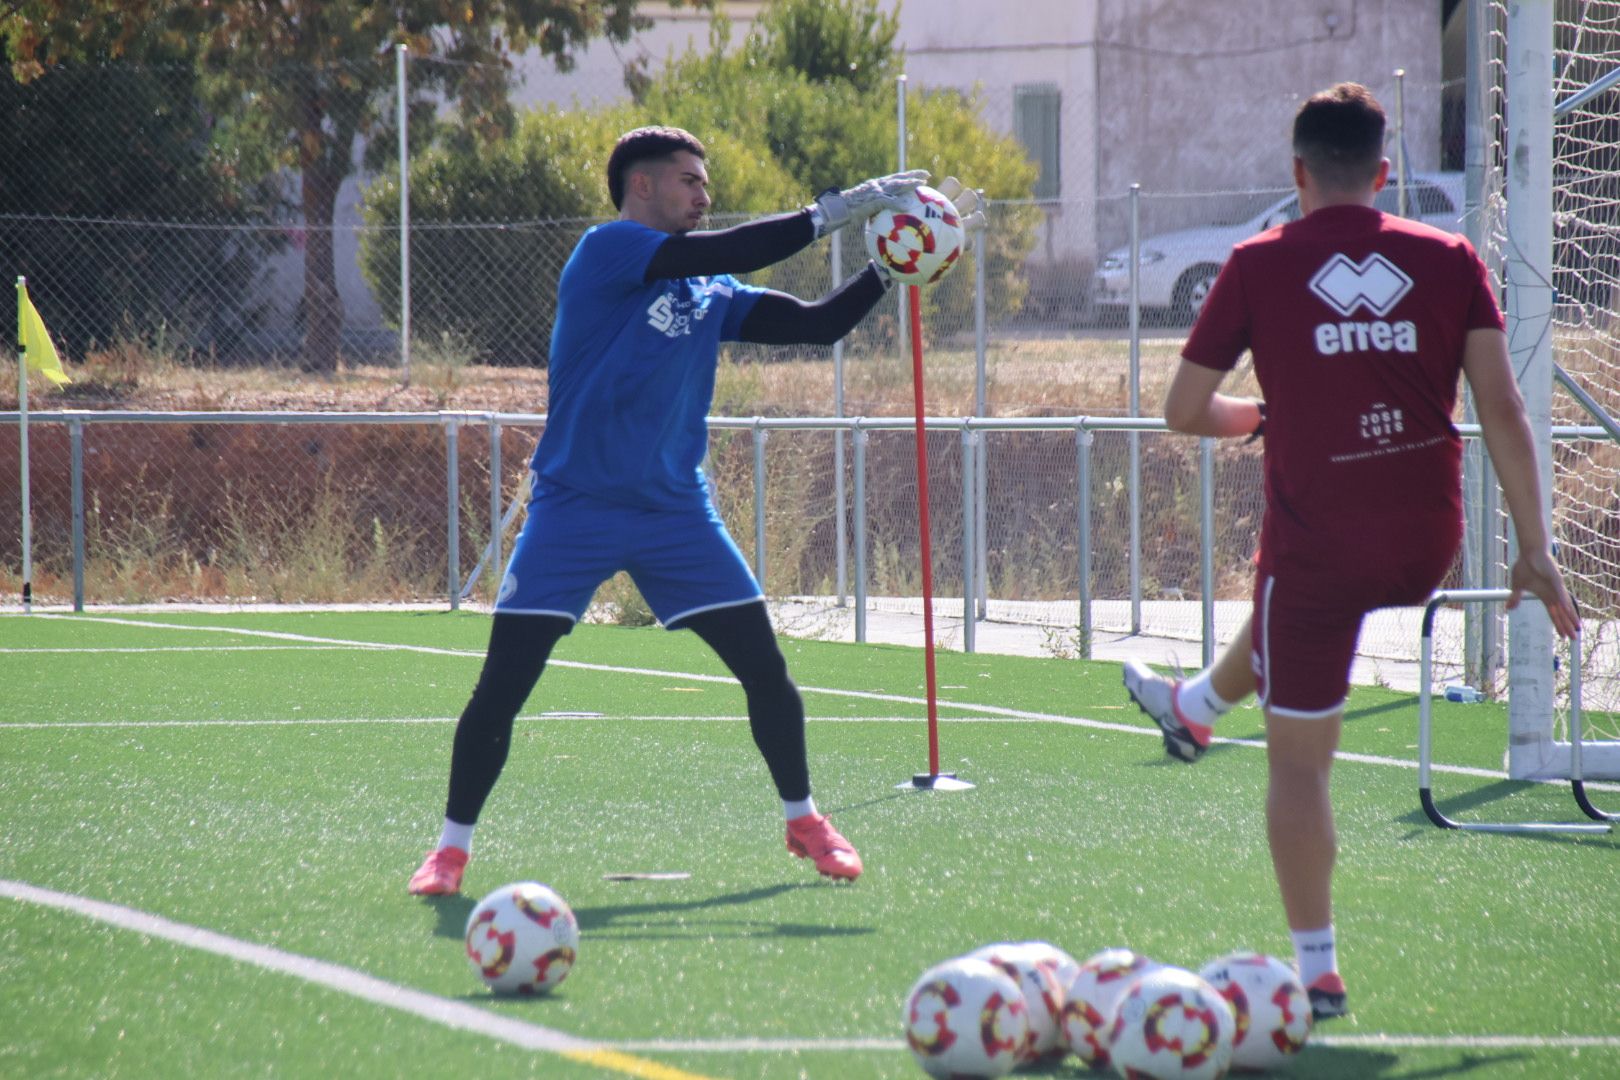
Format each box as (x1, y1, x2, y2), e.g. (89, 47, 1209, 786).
(495, 480, 763, 628)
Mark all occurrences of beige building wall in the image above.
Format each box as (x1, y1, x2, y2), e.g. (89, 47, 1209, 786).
(898, 0, 1102, 271)
(1094, 0, 1442, 203)
(502, 0, 1444, 273)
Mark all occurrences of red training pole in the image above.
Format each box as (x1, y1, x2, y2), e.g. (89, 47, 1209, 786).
(907, 283, 941, 777)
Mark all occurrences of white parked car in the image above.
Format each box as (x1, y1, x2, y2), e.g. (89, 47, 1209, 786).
(1090, 172, 1466, 324)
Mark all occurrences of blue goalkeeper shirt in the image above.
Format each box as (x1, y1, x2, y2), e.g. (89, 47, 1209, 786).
(531, 220, 766, 509)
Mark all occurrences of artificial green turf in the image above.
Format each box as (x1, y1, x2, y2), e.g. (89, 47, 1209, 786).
(2, 611, 1617, 1079)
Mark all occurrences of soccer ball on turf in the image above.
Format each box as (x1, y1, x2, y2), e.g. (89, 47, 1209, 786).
(464, 881, 578, 995)
(969, 941, 1075, 1065)
(1061, 948, 1163, 1069)
(902, 956, 1029, 1078)
(1196, 952, 1311, 1071)
(864, 185, 966, 286)
(1108, 966, 1234, 1080)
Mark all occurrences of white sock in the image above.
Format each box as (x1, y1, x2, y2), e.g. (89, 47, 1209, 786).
(783, 797, 817, 821)
(1290, 925, 1339, 986)
(1177, 668, 1234, 729)
(437, 818, 474, 854)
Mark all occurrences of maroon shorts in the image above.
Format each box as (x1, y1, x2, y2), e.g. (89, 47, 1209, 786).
(1252, 548, 1454, 717)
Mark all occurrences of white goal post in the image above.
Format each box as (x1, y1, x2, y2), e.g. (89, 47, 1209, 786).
(1491, 0, 1620, 780)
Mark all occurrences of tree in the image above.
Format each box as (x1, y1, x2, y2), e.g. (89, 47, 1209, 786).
(3, 0, 705, 373)
(358, 0, 1038, 365)
(0, 47, 284, 359)
(358, 104, 801, 365)
(638, 1, 1041, 326)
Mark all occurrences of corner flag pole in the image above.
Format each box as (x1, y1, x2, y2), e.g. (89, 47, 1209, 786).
(901, 283, 972, 792)
(16, 276, 32, 613)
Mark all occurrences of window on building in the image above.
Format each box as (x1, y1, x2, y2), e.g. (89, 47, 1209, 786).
(1014, 84, 1061, 200)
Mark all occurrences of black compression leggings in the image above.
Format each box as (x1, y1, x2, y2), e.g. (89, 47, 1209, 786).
(443, 602, 809, 825)
(676, 601, 810, 803)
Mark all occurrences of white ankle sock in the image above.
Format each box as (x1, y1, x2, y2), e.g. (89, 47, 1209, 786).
(783, 797, 817, 821)
(1177, 669, 1234, 729)
(1290, 925, 1339, 986)
(437, 818, 474, 854)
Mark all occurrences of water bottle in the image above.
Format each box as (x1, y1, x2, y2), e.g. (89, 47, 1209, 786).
(1444, 684, 1483, 704)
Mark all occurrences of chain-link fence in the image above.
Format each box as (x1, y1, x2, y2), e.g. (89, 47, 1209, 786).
(3, 4, 1618, 724)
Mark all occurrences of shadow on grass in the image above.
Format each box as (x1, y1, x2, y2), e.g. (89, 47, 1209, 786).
(424, 893, 477, 940)
(1293, 1045, 1528, 1078)
(1395, 778, 1617, 844)
(1344, 695, 1418, 723)
(1038, 1045, 1525, 1079)
(824, 790, 911, 815)
(575, 881, 874, 942)
(425, 882, 875, 943)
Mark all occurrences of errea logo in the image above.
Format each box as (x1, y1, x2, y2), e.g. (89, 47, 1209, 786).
(1309, 253, 1413, 316)
(1310, 252, 1419, 356)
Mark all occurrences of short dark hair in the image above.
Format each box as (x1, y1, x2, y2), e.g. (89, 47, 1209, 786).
(1292, 82, 1386, 192)
(606, 126, 706, 210)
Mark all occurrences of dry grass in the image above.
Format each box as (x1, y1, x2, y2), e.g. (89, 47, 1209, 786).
(6, 333, 1261, 419)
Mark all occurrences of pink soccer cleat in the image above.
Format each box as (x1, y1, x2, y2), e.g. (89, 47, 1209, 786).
(407, 846, 469, 896)
(1307, 972, 1349, 1020)
(785, 813, 863, 882)
(1123, 660, 1212, 762)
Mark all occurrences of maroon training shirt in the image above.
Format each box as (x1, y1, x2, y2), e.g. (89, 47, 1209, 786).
(1182, 203, 1504, 583)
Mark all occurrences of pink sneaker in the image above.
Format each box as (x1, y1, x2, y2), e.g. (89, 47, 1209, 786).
(786, 814, 862, 881)
(407, 847, 468, 895)
(1307, 972, 1348, 1020)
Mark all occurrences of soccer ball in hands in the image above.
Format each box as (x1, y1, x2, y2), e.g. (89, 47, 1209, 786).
(1108, 966, 1235, 1080)
(864, 185, 966, 286)
(464, 881, 579, 995)
(969, 941, 1076, 1065)
(903, 956, 1030, 1078)
(1197, 952, 1312, 1071)
(1062, 947, 1163, 1069)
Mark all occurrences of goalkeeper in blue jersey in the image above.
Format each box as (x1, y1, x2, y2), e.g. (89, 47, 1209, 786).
(409, 126, 957, 894)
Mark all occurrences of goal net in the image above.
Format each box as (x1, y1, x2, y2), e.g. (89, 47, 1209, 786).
(1477, 0, 1620, 778)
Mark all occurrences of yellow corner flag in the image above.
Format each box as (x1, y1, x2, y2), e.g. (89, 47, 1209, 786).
(17, 281, 72, 386)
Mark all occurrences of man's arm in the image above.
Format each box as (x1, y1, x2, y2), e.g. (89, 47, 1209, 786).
(1161, 359, 1264, 438)
(1461, 328, 1581, 636)
(644, 211, 817, 282)
(644, 171, 930, 282)
(736, 264, 891, 347)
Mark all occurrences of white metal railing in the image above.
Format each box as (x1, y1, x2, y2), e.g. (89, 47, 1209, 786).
(7, 409, 1614, 670)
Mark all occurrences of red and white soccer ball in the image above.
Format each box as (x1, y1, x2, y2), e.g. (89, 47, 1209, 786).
(1062, 947, 1164, 1069)
(1108, 965, 1235, 1080)
(1196, 952, 1312, 1071)
(464, 881, 579, 995)
(969, 941, 1078, 1065)
(902, 956, 1030, 1078)
(864, 185, 966, 286)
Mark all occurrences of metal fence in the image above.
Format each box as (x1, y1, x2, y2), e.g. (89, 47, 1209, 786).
(6, 407, 1616, 711)
(3, 2, 1618, 718)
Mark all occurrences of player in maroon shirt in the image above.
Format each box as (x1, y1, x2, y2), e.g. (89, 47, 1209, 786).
(1125, 83, 1579, 1020)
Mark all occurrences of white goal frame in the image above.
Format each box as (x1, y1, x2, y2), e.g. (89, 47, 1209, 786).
(1497, 0, 1620, 780)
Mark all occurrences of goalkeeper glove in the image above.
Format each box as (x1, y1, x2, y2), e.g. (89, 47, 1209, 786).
(934, 176, 987, 234)
(809, 169, 930, 238)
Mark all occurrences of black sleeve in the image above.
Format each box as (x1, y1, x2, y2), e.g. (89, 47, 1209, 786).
(736, 263, 892, 347)
(643, 210, 818, 281)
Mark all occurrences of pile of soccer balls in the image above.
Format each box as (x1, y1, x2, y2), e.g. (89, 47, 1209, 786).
(902, 941, 1311, 1078)
(464, 881, 579, 995)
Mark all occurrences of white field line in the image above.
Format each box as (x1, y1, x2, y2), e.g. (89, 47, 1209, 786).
(0, 879, 593, 1052)
(3, 879, 1616, 1060)
(12, 614, 1620, 793)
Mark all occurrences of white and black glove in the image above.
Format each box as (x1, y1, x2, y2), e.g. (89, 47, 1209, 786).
(934, 176, 987, 234)
(809, 169, 930, 238)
